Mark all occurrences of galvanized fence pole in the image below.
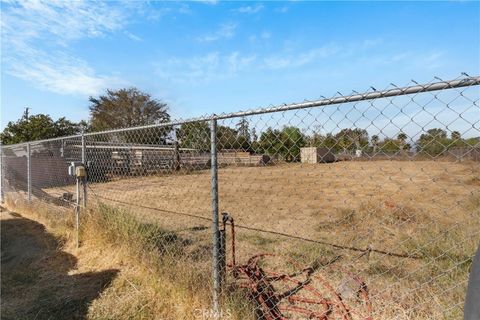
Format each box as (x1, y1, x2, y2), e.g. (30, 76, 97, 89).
(27, 143, 31, 202)
(75, 175, 80, 248)
(81, 132, 87, 208)
(0, 141, 3, 204)
(210, 118, 221, 316)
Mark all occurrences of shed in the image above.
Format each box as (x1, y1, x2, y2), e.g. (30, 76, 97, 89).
(300, 147, 335, 163)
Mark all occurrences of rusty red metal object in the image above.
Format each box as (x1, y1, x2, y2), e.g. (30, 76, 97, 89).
(223, 214, 373, 320)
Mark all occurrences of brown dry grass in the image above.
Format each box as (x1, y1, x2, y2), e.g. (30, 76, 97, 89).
(18, 160, 480, 319)
(1, 199, 230, 320)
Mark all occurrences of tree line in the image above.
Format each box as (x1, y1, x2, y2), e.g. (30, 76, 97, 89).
(177, 122, 478, 161)
(1, 87, 477, 161)
(1, 88, 169, 145)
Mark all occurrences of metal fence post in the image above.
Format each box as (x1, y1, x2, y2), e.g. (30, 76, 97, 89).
(75, 175, 80, 248)
(210, 118, 221, 317)
(0, 141, 3, 204)
(81, 132, 87, 208)
(27, 143, 31, 202)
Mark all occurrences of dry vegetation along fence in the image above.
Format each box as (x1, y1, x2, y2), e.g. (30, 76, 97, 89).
(1, 75, 480, 319)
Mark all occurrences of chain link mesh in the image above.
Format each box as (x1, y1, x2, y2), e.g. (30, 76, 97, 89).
(1, 74, 479, 319)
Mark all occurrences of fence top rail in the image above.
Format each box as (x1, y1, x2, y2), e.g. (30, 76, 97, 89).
(2, 75, 479, 148)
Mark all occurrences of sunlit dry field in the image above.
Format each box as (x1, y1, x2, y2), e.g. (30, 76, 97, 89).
(45, 160, 479, 319)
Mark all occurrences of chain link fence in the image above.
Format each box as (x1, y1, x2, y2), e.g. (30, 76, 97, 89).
(1, 75, 479, 319)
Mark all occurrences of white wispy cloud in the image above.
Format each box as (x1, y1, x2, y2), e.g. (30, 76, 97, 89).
(261, 31, 271, 39)
(6, 49, 125, 96)
(193, 0, 219, 4)
(249, 31, 271, 43)
(362, 50, 446, 70)
(197, 23, 237, 42)
(275, 6, 289, 13)
(2, 0, 128, 96)
(155, 44, 341, 84)
(124, 31, 143, 42)
(2, 1, 125, 43)
(155, 51, 256, 84)
(263, 45, 340, 70)
(234, 4, 264, 14)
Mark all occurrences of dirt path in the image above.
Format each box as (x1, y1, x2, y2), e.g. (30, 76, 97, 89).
(0, 207, 118, 320)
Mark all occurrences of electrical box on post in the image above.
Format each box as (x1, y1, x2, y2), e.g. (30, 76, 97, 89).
(68, 162, 86, 178)
(76, 166, 86, 178)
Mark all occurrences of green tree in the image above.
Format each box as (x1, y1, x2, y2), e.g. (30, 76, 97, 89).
(417, 128, 449, 156)
(89, 88, 170, 132)
(465, 137, 480, 147)
(306, 132, 340, 152)
(251, 128, 258, 142)
(397, 132, 407, 149)
(236, 117, 250, 141)
(177, 121, 211, 152)
(233, 117, 251, 151)
(335, 128, 369, 151)
(217, 125, 239, 149)
(257, 126, 306, 162)
(379, 138, 401, 153)
(0, 114, 84, 145)
(451, 131, 461, 141)
(396, 132, 410, 151)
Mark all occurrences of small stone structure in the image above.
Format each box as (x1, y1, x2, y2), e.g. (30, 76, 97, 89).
(300, 147, 335, 164)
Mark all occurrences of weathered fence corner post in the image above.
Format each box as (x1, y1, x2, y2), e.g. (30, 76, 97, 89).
(210, 118, 221, 317)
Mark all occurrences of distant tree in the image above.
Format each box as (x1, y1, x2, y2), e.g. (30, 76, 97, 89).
(257, 128, 280, 158)
(217, 125, 239, 149)
(417, 128, 449, 156)
(306, 132, 339, 152)
(55, 118, 89, 136)
(397, 132, 409, 151)
(257, 126, 306, 162)
(465, 137, 480, 147)
(397, 132, 407, 144)
(335, 128, 369, 151)
(308, 132, 324, 147)
(236, 117, 250, 141)
(89, 88, 170, 132)
(449, 130, 470, 148)
(379, 138, 401, 153)
(0, 114, 84, 145)
(371, 135, 379, 152)
(234, 117, 252, 151)
(451, 131, 461, 141)
(177, 121, 211, 152)
(322, 133, 339, 152)
(251, 128, 258, 142)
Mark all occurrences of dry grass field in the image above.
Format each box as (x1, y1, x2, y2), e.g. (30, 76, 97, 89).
(38, 160, 480, 319)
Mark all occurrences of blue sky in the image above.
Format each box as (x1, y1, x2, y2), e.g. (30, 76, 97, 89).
(1, 1, 479, 133)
